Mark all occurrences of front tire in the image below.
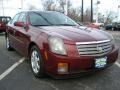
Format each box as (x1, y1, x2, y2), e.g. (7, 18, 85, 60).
(30, 46, 44, 78)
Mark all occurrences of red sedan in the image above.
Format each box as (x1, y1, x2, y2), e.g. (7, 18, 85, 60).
(85, 22, 100, 29)
(6, 11, 119, 78)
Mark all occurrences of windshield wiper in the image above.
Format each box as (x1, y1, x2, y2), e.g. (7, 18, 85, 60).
(32, 25, 51, 26)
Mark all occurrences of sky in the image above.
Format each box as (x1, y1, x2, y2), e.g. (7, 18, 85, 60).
(72, 0, 119, 13)
(0, 0, 119, 18)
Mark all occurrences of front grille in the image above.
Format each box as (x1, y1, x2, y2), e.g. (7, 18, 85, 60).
(76, 40, 112, 56)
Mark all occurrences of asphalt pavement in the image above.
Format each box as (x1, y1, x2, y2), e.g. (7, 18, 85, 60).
(0, 31, 120, 90)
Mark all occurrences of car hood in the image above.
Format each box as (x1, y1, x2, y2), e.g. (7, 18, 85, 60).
(38, 26, 112, 43)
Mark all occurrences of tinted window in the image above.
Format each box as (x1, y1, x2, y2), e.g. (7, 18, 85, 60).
(29, 12, 77, 26)
(18, 13, 26, 23)
(12, 14, 20, 23)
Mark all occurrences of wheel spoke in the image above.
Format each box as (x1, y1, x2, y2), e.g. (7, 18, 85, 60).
(36, 62, 40, 69)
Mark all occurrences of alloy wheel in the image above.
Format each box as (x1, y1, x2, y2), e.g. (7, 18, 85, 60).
(31, 50, 40, 74)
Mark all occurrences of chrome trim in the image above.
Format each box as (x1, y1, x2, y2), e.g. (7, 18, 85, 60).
(76, 40, 110, 45)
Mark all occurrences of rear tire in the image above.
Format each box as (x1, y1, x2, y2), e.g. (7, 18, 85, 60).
(6, 36, 13, 51)
(30, 46, 44, 78)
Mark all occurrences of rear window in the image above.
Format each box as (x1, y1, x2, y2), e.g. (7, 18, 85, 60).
(0, 17, 11, 22)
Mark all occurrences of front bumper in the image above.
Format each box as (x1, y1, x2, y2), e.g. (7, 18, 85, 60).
(44, 46, 119, 78)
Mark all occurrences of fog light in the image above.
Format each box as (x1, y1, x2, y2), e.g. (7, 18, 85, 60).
(58, 63, 68, 74)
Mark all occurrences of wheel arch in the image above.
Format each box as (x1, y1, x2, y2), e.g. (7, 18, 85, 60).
(28, 42, 37, 56)
(28, 41, 44, 56)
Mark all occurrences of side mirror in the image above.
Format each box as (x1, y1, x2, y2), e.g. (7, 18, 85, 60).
(77, 22, 83, 26)
(14, 22, 26, 27)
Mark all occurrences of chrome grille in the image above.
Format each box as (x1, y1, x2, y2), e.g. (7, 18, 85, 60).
(76, 40, 112, 56)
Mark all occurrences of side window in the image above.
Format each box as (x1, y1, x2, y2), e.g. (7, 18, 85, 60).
(18, 13, 26, 23)
(12, 14, 20, 24)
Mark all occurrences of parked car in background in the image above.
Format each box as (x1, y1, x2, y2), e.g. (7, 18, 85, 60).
(6, 11, 119, 78)
(85, 22, 100, 29)
(0, 16, 11, 33)
(105, 24, 112, 30)
(93, 22, 104, 27)
(112, 22, 120, 31)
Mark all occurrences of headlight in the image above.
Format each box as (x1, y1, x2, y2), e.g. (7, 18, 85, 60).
(48, 37, 67, 55)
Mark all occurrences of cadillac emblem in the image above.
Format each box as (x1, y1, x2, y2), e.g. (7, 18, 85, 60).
(97, 46, 103, 53)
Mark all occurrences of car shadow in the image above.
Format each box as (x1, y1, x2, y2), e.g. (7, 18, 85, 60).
(30, 67, 114, 90)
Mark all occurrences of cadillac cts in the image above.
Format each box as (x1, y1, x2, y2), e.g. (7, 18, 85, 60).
(6, 11, 119, 78)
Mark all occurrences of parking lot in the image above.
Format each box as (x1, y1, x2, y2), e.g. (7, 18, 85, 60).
(0, 31, 120, 90)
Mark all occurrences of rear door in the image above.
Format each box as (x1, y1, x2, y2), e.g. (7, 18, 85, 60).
(7, 13, 20, 48)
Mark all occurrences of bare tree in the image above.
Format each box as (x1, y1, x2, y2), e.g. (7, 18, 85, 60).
(68, 7, 81, 22)
(42, 0, 82, 22)
(98, 13, 104, 23)
(83, 9, 91, 22)
(58, 0, 65, 12)
(42, 0, 55, 11)
(57, 0, 72, 13)
(104, 11, 116, 24)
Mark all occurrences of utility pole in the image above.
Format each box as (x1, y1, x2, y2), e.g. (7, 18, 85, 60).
(117, 5, 120, 22)
(2, 0, 4, 16)
(91, 0, 93, 22)
(64, 0, 68, 15)
(81, 0, 83, 22)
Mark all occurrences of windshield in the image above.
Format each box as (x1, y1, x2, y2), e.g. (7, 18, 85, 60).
(29, 12, 78, 26)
